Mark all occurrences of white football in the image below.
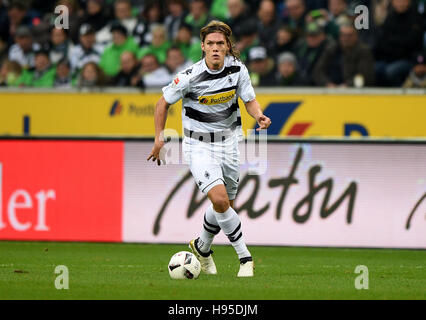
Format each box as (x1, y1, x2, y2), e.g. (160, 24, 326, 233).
(168, 251, 201, 279)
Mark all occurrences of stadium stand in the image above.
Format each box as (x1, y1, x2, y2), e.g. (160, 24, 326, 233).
(0, 0, 424, 88)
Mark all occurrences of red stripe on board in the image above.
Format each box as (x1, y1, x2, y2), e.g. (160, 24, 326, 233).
(287, 122, 313, 136)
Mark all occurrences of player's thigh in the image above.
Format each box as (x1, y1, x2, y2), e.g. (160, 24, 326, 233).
(186, 144, 225, 196)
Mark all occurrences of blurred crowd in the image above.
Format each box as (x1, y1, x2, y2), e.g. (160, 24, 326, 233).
(0, 0, 424, 89)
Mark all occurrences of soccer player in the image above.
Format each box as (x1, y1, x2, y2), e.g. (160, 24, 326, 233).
(147, 21, 271, 277)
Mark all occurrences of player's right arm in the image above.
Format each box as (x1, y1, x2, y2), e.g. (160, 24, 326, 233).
(147, 96, 170, 166)
(147, 70, 191, 166)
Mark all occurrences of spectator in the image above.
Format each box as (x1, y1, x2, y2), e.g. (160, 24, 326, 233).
(173, 23, 202, 63)
(8, 25, 40, 69)
(130, 0, 145, 13)
(0, 41, 6, 67)
(113, 0, 138, 32)
(37, 0, 81, 44)
(164, 46, 192, 76)
(0, 59, 22, 86)
(48, 27, 74, 65)
(247, 46, 277, 86)
(257, 0, 281, 53)
(133, 0, 165, 47)
(184, 0, 214, 38)
(113, 51, 141, 87)
(235, 19, 261, 62)
(96, 0, 138, 45)
(243, 0, 262, 12)
(305, 8, 339, 40)
(138, 24, 171, 64)
(313, 23, 375, 87)
(210, 0, 229, 21)
(164, 0, 188, 42)
(57, 0, 81, 43)
(275, 51, 309, 86)
(1, 0, 33, 46)
(16, 50, 56, 87)
(345, 2, 376, 50)
(282, 0, 307, 38)
(328, 0, 348, 25)
(0, 1, 6, 50)
(373, 0, 391, 27)
(54, 58, 73, 89)
(374, 0, 424, 86)
(30, 0, 56, 17)
(137, 53, 171, 88)
(403, 51, 426, 88)
(304, 0, 328, 11)
(271, 25, 298, 57)
(0, 0, 5, 21)
(293, 21, 335, 85)
(69, 24, 104, 73)
(80, 0, 110, 33)
(99, 22, 139, 77)
(226, 0, 256, 41)
(77, 61, 109, 88)
(143, 0, 166, 24)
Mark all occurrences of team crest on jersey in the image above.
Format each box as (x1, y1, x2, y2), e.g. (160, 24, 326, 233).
(198, 89, 236, 105)
(173, 77, 180, 85)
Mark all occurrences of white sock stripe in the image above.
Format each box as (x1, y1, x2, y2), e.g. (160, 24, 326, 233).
(228, 230, 242, 242)
(227, 222, 241, 237)
(229, 232, 243, 243)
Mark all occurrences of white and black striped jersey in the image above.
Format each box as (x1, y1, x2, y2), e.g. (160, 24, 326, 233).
(162, 55, 255, 135)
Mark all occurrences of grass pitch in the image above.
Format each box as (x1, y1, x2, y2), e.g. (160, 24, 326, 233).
(0, 241, 425, 300)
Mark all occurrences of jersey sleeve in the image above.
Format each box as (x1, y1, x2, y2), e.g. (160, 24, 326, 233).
(237, 63, 256, 103)
(162, 72, 190, 105)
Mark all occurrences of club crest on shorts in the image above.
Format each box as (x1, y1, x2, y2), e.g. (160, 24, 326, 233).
(204, 171, 210, 179)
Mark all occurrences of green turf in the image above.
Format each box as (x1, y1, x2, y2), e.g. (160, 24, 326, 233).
(0, 241, 425, 300)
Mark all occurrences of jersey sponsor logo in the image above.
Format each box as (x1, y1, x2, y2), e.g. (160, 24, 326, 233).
(198, 89, 236, 105)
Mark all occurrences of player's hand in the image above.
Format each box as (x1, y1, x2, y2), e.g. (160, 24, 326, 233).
(256, 114, 272, 131)
(147, 140, 165, 166)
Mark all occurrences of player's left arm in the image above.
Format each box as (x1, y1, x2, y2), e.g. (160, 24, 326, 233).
(244, 99, 271, 131)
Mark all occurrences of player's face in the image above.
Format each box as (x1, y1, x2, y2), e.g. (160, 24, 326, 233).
(201, 32, 229, 70)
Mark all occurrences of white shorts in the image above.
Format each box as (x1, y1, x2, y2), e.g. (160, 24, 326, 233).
(183, 135, 240, 200)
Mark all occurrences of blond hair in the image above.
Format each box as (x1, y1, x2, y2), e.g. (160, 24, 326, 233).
(200, 20, 240, 60)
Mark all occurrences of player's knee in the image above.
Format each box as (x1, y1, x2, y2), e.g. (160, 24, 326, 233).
(213, 197, 229, 213)
(211, 194, 230, 213)
(208, 184, 230, 213)
(210, 193, 229, 213)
